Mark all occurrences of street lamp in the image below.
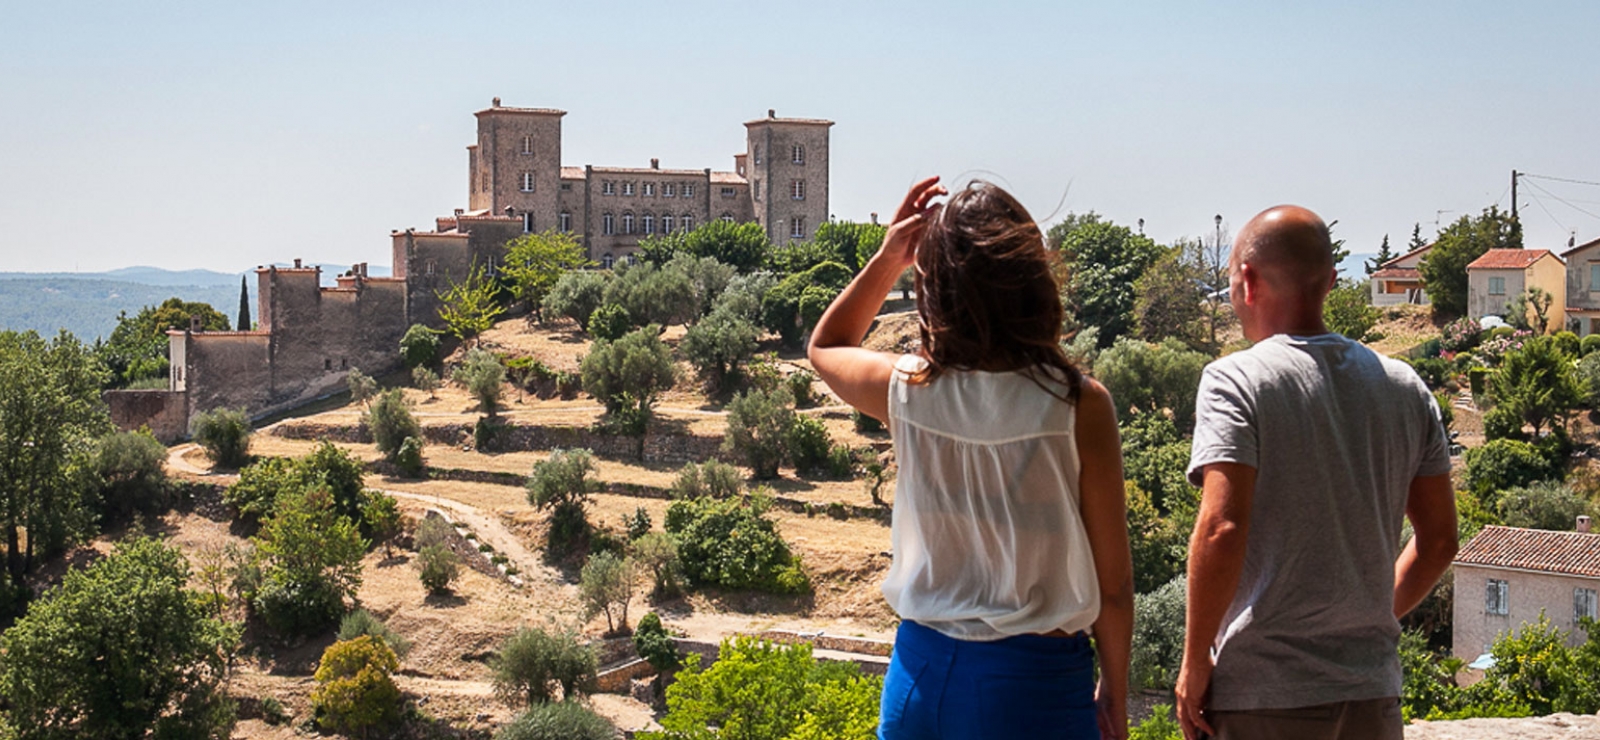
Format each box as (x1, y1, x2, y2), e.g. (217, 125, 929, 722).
(1214, 214, 1223, 250)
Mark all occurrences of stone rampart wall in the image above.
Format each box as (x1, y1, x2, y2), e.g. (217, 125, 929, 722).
(105, 389, 190, 443)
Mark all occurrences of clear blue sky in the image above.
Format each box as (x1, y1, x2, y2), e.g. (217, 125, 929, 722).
(3, 0, 1597, 273)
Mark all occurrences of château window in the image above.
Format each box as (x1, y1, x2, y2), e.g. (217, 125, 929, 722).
(521, 135, 534, 155)
(791, 180, 805, 201)
(662, 214, 675, 233)
(663, 183, 676, 198)
(642, 213, 655, 234)
(482, 172, 489, 192)
(721, 213, 734, 222)
(523, 213, 535, 233)
(520, 172, 535, 192)
(1486, 579, 1509, 615)
(720, 187, 736, 198)
(754, 145, 762, 164)
(681, 214, 693, 231)
(1488, 276, 1506, 295)
(791, 216, 805, 239)
(559, 211, 572, 232)
(1579, 588, 1599, 623)
(602, 254, 615, 269)
(602, 181, 616, 196)
(643, 183, 655, 197)
(560, 182, 572, 192)
(792, 145, 804, 164)
(603, 213, 615, 235)
(623, 212, 635, 234)
(623, 181, 636, 196)
(683, 184, 695, 198)
(753, 180, 760, 201)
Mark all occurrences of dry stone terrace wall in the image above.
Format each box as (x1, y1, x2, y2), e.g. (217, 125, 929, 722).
(271, 419, 727, 465)
(104, 389, 189, 443)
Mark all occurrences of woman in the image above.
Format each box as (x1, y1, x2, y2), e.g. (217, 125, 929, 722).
(808, 177, 1133, 740)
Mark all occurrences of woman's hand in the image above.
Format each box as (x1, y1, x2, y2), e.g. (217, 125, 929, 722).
(876, 176, 948, 271)
(1096, 674, 1129, 740)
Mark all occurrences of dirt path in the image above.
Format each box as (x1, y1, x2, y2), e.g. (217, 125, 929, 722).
(377, 488, 567, 593)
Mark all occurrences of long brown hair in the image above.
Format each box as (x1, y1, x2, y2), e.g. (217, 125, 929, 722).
(912, 180, 1082, 401)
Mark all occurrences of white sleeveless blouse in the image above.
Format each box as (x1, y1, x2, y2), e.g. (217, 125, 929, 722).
(881, 355, 1101, 641)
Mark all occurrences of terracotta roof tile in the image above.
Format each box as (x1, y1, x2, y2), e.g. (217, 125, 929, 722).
(560, 167, 586, 180)
(1466, 249, 1558, 270)
(589, 166, 707, 176)
(710, 171, 748, 184)
(1455, 525, 1600, 578)
(1372, 267, 1421, 279)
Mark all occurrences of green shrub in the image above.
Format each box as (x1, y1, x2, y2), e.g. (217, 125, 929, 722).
(670, 459, 744, 499)
(633, 612, 680, 671)
(1129, 705, 1182, 740)
(92, 429, 170, 520)
(299, 440, 368, 522)
(682, 307, 760, 389)
(1463, 438, 1557, 508)
(190, 406, 252, 468)
(252, 488, 366, 638)
(787, 415, 833, 475)
(527, 449, 600, 559)
(1131, 576, 1186, 690)
(545, 269, 612, 329)
(579, 550, 634, 634)
(759, 262, 853, 346)
(587, 303, 633, 341)
(495, 701, 617, 740)
(580, 325, 677, 426)
(786, 369, 821, 408)
(1497, 480, 1593, 530)
(254, 575, 347, 640)
(311, 636, 402, 736)
(1434, 391, 1454, 431)
(414, 514, 455, 551)
(338, 608, 413, 661)
(1554, 331, 1581, 358)
(624, 506, 652, 540)
(346, 367, 378, 407)
(851, 409, 884, 433)
(260, 696, 290, 726)
(365, 388, 420, 461)
(632, 532, 682, 599)
(490, 627, 599, 708)
(1093, 338, 1208, 430)
(454, 348, 505, 414)
(1584, 333, 1600, 357)
(411, 366, 441, 397)
(400, 323, 441, 368)
(418, 544, 460, 594)
(361, 490, 403, 558)
(724, 388, 796, 479)
(394, 436, 425, 477)
(473, 415, 506, 451)
(665, 495, 808, 594)
(1323, 283, 1379, 341)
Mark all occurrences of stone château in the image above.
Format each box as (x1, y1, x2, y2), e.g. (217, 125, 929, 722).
(106, 100, 834, 441)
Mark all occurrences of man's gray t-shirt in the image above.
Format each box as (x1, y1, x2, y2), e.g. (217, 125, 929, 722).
(1186, 333, 1451, 711)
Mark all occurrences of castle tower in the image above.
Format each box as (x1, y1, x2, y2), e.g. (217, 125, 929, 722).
(745, 110, 833, 243)
(467, 99, 565, 235)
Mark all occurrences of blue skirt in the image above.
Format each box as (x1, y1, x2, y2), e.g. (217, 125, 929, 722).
(878, 620, 1100, 740)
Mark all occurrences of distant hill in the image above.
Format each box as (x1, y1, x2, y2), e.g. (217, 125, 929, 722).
(0, 264, 391, 341)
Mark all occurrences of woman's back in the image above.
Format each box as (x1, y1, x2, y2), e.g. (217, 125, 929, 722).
(883, 355, 1101, 641)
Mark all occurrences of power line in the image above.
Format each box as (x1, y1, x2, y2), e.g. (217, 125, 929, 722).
(1524, 190, 1570, 233)
(1521, 172, 1600, 188)
(1525, 179, 1600, 222)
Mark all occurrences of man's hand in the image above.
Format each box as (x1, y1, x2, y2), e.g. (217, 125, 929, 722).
(876, 176, 946, 271)
(1175, 653, 1216, 740)
(1096, 674, 1129, 740)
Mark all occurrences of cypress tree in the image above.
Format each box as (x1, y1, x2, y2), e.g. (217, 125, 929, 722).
(236, 275, 251, 331)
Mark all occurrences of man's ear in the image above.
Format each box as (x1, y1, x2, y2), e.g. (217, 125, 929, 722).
(1238, 262, 1259, 305)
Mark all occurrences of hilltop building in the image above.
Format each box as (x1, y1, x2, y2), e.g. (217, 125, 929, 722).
(1465, 249, 1566, 332)
(106, 100, 833, 441)
(1370, 244, 1432, 306)
(1453, 521, 1600, 660)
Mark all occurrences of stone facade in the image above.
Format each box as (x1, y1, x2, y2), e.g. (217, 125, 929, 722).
(1453, 563, 1600, 658)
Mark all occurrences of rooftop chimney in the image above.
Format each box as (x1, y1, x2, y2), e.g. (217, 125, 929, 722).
(293, 258, 302, 269)
(189, 316, 203, 333)
(505, 206, 514, 217)
(651, 158, 659, 169)
(768, 109, 775, 118)
(1580, 515, 1593, 534)
(454, 208, 464, 216)
(492, 97, 501, 107)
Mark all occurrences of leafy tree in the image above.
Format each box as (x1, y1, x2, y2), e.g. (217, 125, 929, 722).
(98, 298, 229, 388)
(664, 495, 808, 593)
(1468, 614, 1600, 716)
(298, 440, 369, 523)
(236, 275, 252, 331)
(0, 537, 238, 740)
(683, 307, 760, 389)
(364, 388, 420, 461)
(603, 261, 700, 327)
(527, 448, 601, 558)
(454, 347, 506, 415)
(252, 488, 367, 637)
(223, 456, 298, 522)
(1119, 412, 1193, 517)
(666, 253, 738, 318)
(1496, 480, 1593, 530)
(579, 550, 634, 634)
(1049, 213, 1163, 346)
(640, 219, 773, 273)
(502, 230, 592, 319)
(1133, 244, 1205, 349)
(671, 460, 744, 500)
(0, 330, 112, 583)
(394, 436, 425, 477)
(812, 219, 888, 272)
(190, 406, 251, 468)
(338, 608, 413, 661)
(1131, 576, 1186, 691)
(411, 365, 440, 398)
(1418, 206, 1521, 318)
(1365, 234, 1397, 276)
(716, 271, 781, 324)
(1488, 336, 1587, 437)
(361, 491, 403, 558)
(786, 415, 834, 476)
(641, 636, 881, 740)
(1409, 222, 1428, 252)
(436, 263, 506, 342)
(723, 388, 796, 479)
(1505, 286, 1554, 334)
(632, 532, 683, 599)
(496, 702, 617, 740)
(1093, 338, 1208, 431)
(399, 323, 440, 369)
(1127, 484, 1189, 595)
(346, 367, 378, 408)
(760, 262, 853, 347)
(490, 627, 599, 708)
(1462, 438, 1557, 508)
(91, 429, 169, 521)
(1324, 282, 1379, 341)
(418, 543, 460, 594)
(634, 611, 681, 670)
(544, 269, 612, 329)
(310, 636, 402, 737)
(580, 326, 676, 431)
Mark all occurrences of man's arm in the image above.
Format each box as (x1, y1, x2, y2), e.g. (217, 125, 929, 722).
(1394, 473, 1458, 618)
(1176, 462, 1256, 740)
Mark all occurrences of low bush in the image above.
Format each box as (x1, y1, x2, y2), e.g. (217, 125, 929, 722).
(587, 303, 632, 341)
(414, 514, 455, 551)
(633, 612, 680, 671)
(787, 415, 833, 475)
(361, 491, 403, 558)
(1584, 333, 1600, 357)
(624, 506, 652, 540)
(191, 406, 252, 468)
(1131, 576, 1186, 690)
(723, 388, 795, 479)
(851, 409, 884, 434)
(665, 495, 808, 594)
(394, 436, 425, 477)
(92, 429, 170, 520)
(310, 636, 402, 737)
(786, 368, 821, 408)
(495, 701, 616, 740)
(1463, 438, 1558, 507)
(346, 368, 378, 407)
(400, 323, 440, 368)
(670, 459, 744, 500)
(411, 366, 440, 397)
(490, 627, 598, 708)
(419, 545, 460, 594)
(1554, 331, 1581, 358)
(365, 388, 420, 461)
(338, 608, 413, 661)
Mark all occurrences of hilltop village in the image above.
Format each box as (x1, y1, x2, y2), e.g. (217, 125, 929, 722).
(0, 99, 1595, 739)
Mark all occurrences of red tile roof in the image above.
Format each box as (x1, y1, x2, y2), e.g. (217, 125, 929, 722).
(710, 171, 748, 185)
(560, 167, 586, 180)
(1455, 525, 1600, 578)
(1372, 267, 1421, 279)
(1466, 249, 1558, 270)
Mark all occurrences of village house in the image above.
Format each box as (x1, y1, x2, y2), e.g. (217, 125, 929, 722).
(1370, 243, 1432, 306)
(1465, 248, 1566, 332)
(1452, 520, 1600, 661)
(1561, 236, 1600, 335)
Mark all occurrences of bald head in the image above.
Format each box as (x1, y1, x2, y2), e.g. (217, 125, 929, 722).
(1233, 205, 1335, 295)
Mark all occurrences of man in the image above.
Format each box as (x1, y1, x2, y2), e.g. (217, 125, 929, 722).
(1176, 206, 1458, 740)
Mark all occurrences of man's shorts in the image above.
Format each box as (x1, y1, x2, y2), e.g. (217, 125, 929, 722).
(1211, 697, 1403, 740)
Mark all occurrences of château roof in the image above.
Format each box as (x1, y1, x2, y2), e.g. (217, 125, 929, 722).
(589, 166, 707, 176)
(474, 105, 566, 117)
(560, 167, 585, 180)
(1455, 525, 1600, 578)
(709, 171, 748, 185)
(744, 115, 834, 127)
(1466, 249, 1559, 270)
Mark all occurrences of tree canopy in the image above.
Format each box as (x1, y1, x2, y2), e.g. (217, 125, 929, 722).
(1418, 206, 1521, 318)
(501, 230, 592, 320)
(1049, 213, 1163, 346)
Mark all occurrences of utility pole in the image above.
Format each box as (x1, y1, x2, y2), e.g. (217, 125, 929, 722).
(1511, 169, 1519, 220)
